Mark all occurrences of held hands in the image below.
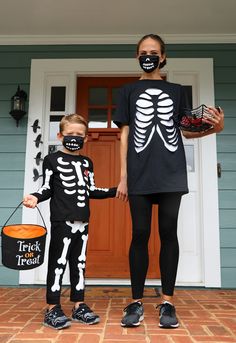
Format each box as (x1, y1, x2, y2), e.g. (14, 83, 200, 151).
(203, 106, 224, 133)
(23, 194, 38, 208)
(116, 178, 128, 202)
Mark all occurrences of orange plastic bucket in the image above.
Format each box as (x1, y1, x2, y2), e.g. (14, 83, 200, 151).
(1, 203, 47, 270)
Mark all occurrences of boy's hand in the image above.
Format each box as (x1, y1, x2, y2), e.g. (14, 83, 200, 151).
(23, 195, 38, 208)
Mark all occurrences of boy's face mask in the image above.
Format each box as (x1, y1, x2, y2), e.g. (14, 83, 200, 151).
(139, 55, 160, 73)
(62, 135, 84, 151)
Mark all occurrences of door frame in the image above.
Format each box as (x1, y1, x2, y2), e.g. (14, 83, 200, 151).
(21, 58, 221, 287)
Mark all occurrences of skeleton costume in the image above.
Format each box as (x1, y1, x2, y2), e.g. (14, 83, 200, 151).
(32, 151, 116, 304)
(114, 80, 189, 298)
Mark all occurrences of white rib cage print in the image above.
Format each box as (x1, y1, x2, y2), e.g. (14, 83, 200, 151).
(57, 157, 90, 207)
(134, 88, 178, 153)
(56, 157, 109, 208)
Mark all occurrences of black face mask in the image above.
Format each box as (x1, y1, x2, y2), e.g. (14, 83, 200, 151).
(62, 135, 84, 151)
(139, 55, 160, 73)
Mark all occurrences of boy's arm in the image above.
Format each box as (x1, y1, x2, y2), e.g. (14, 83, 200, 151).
(89, 185, 117, 199)
(31, 156, 54, 203)
(88, 160, 117, 199)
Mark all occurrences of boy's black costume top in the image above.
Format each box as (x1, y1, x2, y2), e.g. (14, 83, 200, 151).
(32, 151, 116, 221)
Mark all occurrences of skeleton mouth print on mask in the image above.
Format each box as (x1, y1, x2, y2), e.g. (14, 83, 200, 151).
(139, 55, 160, 73)
(62, 135, 84, 151)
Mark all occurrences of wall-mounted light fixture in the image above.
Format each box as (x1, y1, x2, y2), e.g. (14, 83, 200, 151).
(9, 85, 27, 127)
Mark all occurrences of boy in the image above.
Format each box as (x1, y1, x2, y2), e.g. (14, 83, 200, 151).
(23, 114, 116, 330)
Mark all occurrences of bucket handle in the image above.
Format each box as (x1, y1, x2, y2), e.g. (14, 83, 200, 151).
(2, 201, 47, 230)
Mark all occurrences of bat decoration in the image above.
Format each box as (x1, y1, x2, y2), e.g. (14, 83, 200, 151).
(34, 134, 43, 148)
(31, 119, 41, 133)
(34, 152, 43, 166)
(33, 168, 43, 182)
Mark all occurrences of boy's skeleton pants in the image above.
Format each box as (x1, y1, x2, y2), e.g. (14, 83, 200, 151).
(46, 221, 89, 305)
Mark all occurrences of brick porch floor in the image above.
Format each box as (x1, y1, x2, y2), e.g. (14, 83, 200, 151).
(0, 286, 236, 343)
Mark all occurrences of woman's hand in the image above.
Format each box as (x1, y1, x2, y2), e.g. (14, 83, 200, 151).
(116, 178, 128, 202)
(182, 106, 224, 139)
(203, 106, 224, 133)
(23, 194, 38, 208)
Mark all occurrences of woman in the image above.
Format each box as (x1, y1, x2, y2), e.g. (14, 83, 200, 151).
(114, 34, 224, 328)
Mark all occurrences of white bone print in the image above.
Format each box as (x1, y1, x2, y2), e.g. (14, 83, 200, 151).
(37, 169, 53, 194)
(57, 157, 86, 205)
(66, 221, 88, 233)
(71, 161, 85, 186)
(82, 159, 89, 167)
(134, 88, 178, 153)
(51, 268, 63, 292)
(57, 237, 71, 265)
(76, 263, 85, 290)
(89, 171, 109, 193)
(78, 234, 88, 261)
(57, 157, 69, 165)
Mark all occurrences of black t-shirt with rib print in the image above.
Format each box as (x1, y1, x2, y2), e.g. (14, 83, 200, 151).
(32, 150, 116, 222)
(113, 79, 189, 195)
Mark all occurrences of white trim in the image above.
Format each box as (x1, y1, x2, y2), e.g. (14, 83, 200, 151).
(1, 33, 236, 45)
(20, 58, 221, 287)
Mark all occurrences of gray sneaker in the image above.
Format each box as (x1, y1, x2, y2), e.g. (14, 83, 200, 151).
(157, 302, 179, 328)
(44, 305, 71, 330)
(121, 301, 144, 327)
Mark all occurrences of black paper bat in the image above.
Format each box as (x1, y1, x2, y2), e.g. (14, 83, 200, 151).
(34, 152, 43, 166)
(34, 134, 43, 148)
(33, 168, 43, 182)
(31, 119, 41, 133)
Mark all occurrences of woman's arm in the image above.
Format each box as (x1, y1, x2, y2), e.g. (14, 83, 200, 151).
(181, 106, 224, 139)
(116, 125, 129, 201)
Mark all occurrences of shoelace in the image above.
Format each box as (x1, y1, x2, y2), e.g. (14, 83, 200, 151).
(49, 305, 66, 318)
(123, 302, 141, 314)
(156, 303, 173, 316)
(76, 303, 93, 313)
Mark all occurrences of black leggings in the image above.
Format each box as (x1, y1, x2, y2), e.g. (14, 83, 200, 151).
(129, 193, 182, 299)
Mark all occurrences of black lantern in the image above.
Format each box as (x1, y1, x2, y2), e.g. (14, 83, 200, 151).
(9, 85, 27, 126)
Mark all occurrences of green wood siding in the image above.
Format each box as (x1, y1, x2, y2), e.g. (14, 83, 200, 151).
(0, 43, 235, 287)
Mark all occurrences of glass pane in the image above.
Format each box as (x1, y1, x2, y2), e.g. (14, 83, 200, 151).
(184, 144, 195, 172)
(89, 88, 107, 106)
(111, 108, 117, 128)
(88, 109, 107, 128)
(49, 115, 63, 141)
(48, 144, 62, 154)
(112, 87, 119, 105)
(50, 87, 66, 111)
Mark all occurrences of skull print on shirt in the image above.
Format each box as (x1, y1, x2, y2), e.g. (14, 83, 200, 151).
(134, 88, 178, 153)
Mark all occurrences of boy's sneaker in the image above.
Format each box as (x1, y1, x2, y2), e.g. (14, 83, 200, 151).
(121, 301, 144, 327)
(72, 303, 100, 325)
(44, 304, 71, 330)
(157, 302, 179, 328)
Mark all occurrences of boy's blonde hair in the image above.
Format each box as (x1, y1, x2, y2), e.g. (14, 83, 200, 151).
(60, 114, 88, 135)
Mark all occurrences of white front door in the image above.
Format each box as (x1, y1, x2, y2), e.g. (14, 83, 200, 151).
(20, 58, 221, 287)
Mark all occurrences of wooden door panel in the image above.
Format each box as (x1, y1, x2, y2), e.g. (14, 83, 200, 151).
(80, 132, 160, 278)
